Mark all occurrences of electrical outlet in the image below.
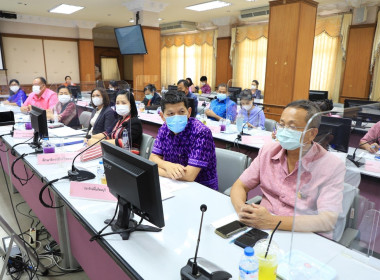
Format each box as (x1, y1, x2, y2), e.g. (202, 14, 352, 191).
(29, 228, 36, 248)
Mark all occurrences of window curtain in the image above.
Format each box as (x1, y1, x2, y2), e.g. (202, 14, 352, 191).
(101, 57, 120, 81)
(310, 15, 342, 101)
(161, 30, 216, 89)
(370, 11, 380, 101)
(230, 25, 268, 91)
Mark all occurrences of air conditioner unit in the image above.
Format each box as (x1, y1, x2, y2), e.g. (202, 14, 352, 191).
(160, 21, 197, 34)
(240, 6, 270, 20)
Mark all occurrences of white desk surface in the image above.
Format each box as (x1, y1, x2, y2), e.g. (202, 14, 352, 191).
(1, 128, 380, 279)
(347, 147, 380, 179)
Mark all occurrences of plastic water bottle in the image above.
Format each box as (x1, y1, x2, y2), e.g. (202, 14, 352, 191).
(53, 108, 58, 123)
(122, 130, 130, 151)
(239, 247, 258, 279)
(97, 160, 105, 184)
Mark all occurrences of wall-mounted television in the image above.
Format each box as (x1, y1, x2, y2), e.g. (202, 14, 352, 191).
(114, 24, 148, 55)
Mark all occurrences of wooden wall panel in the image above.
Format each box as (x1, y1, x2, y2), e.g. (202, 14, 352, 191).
(78, 40, 95, 82)
(216, 37, 232, 88)
(94, 47, 124, 81)
(340, 24, 376, 102)
(133, 27, 161, 101)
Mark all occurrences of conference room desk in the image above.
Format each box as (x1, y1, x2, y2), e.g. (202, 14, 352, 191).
(1, 131, 380, 279)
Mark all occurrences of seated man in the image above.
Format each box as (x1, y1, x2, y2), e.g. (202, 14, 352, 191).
(21, 77, 58, 113)
(360, 120, 380, 154)
(142, 84, 161, 110)
(177, 79, 198, 115)
(230, 100, 345, 238)
(205, 83, 237, 121)
(200, 76, 211, 94)
(149, 91, 218, 190)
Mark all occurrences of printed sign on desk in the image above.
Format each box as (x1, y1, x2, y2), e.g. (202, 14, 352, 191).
(241, 135, 272, 145)
(37, 152, 77, 165)
(365, 160, 380, 173)
(13, 130, 34, 138)
(70, 181, 117, 202)
(76, 101, 89, 107)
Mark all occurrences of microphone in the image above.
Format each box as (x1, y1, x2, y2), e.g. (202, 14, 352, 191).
(237, 106, 264, 142)
(180, 204, 231, 280)
(68, 122, 128, 181)
(347, 136, 380, 167)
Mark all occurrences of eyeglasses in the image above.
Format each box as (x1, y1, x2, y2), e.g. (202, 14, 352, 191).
(275, 123, 306, 131)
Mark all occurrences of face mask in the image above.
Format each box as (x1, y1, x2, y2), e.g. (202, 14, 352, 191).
(201, 82, 206, 86)
(243, 105, 252, 111)
(145, 94, 153, 100)
(10, 86, 19, 93)
(32, 85, 41, 94)
(276, 128, 307, 150)
(109, 87, 114, 91)
(217, 93, 227, 101)
(59, 95, 71, 104)
(92, 97, 103, 107)
(166, 115, 188, 134)
(116, 105, 130, 116)
(251, 85, 257, 90)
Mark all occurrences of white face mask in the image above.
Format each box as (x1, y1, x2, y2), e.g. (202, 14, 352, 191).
(201, 82, 205, 86)
(92, 97, 103, 107)
(243, 105, 252, 111)
(59, 95, 71, 104)
(32, 85, 41, 94)
(10, 86, 20, 93)
(116, 104, 130, 116)
(251, 85, 257, 90)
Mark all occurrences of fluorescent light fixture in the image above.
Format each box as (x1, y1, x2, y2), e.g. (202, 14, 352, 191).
(186, 1, 231, 12)
(158, 18, 163, 21)
(129, 19, 135, 23)
(49, 4, 84, 14)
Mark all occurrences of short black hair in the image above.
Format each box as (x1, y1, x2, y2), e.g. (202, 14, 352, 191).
(240, 89, 253, 101)
(314, 99, 333, 112)
(36, 77, 47, 85)
(65, 76, 71, 80)
(144, 84, 156, 93)
(160, 91, 189, 113)
(252, 80, 259, 86)
(109, 80, 118, 88)
(9, 79, 20, 85)
(218, 83, 227, 90)
(200, 76, 207, 82)
(117, 90, 138, 118)
(57, 85, 72, 94)
(177, 79, 189, 88)
(186, 77, 193, 86)
(285, 99, 321, 128)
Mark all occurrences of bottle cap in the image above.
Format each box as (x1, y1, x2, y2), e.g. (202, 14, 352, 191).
(244, 247, 254, 257)
(99, 160, 103, 164)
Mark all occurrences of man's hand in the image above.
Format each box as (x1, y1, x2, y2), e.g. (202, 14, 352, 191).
(163, 162, 186, 180)
(238, 203, 274, 229)
(20, 105, 31, 113)
(3, 100, 9, 105)
(363, 143, 379, 154)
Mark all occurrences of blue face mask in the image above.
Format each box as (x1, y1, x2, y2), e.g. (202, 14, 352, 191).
(217, 93, 227, 101)
(276, 128, 303, 150)
(165, 115, 188, 134)
(145, 94, 153, 100)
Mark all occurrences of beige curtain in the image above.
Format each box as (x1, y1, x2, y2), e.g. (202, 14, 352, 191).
(370, 11, 380, 101)
(101, 57, 120, 81)
(161, 31, 216, 88)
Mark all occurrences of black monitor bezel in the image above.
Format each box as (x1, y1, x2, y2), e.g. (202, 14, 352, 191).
(317, 116, 352, 153)
(30, 105, 48, 139)
(309, 90, 328, 101)
(114, 24, 148, 55)
(0, 111, 15, 126)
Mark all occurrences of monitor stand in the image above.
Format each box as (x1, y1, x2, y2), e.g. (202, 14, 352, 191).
(29, 131, 43, 153)
(105, 201, 161, 240)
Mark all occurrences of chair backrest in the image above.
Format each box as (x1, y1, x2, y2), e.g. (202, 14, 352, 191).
(79, 111, 92, 129)
(264, 119, 277, 132)
(139, 133, 154, 159)
(215, 148, 249, 193)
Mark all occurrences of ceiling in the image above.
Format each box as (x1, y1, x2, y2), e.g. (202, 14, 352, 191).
(0, 0, 379, 29)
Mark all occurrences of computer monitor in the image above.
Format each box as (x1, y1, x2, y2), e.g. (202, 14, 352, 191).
(30, 106, 48, 151)
(343, 99, 380, 127)
(68, 85, 81, 99)
(114, 24, 148, 55)
(228, 87, 242, 102)
(309, 90, 328, 101)
(106, 89, 117, 105)
(168, 85, 177, 91)
(315, 116, 351, 153)
(0, 111, 15, 126)
(100, 142, 165, 240)
(186, 97, 196, 118)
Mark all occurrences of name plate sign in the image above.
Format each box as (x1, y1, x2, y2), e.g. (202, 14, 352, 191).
(37, 152, 77, 165)
(70, 181, 117, 202)
(13, 130, 34, 138)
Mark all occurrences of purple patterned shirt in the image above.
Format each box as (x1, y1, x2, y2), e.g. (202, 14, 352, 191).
(152, 118, 218, 190)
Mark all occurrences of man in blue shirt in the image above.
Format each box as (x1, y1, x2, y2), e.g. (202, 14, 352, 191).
(205, 84, 237, 122)
(177, 79, 198, 115)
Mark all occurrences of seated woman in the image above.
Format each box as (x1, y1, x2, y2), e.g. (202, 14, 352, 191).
(87, 90, 142, 153)
(4, 79, 27, 106)
(46, 86, 80, 128)
(238, 89, 265, 129)
(87, 88, 117, 136)
(186, 77, 196, 94)
(142, 84, 161, 110)
(250, 80, 262, 99)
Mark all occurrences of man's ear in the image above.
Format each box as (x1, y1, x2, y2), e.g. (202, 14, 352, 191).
(160, 111, 166, 122)
(187, 107, 192, 118)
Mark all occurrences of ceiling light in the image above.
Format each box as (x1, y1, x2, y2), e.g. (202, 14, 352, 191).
(186, 1, 231, 12)
(49, 4, 84, 14)
(158, 18, 163, 21)
(129, 19, 135, 23)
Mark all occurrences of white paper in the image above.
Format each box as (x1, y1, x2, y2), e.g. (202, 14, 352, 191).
(49, 126, 86, 137)
(159, 177, 190, 193)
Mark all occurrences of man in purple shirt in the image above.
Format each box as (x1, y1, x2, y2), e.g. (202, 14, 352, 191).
(21, 77, 58, 113)
(149, 91, 218, 190)
(230, 100, 345, 239)
(200, 76, 211, 94)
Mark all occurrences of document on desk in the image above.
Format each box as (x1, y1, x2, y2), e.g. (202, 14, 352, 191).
(159, 177, 189, 195)
(49, 126, 86, 137)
